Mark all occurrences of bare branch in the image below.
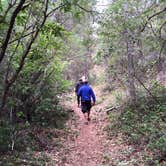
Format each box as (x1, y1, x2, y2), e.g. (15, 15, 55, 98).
(75, 3, 95, 13)
(159, 21, 166, 38)
(46, 3, 66, 17)
(134, 75, 160, 104)
(21, 3, 30, 10)
(8, 30, 36, 44)
(141, 7, 166, 32)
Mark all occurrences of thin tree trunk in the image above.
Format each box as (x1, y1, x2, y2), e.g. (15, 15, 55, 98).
(0, 0, 66, 112)
(0, 0, 49, 111)
(134, 75, 160, 104)
(127, 38, 137, 105)
(0, 0, 25, 64)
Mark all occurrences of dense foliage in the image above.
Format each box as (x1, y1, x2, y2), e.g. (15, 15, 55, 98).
(0, 0, 95, 160)
(96, 0, 166, 164)
(107, 84, 166, 164)
(96, 0, 166, 102)
(0, 0, 165, 164)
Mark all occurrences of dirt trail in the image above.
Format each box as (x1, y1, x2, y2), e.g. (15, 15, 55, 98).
(46, 82, 166, 165)
(64, 104, 104, 166)
(58, 100, 131, 166)
(47, 88, 134, 166)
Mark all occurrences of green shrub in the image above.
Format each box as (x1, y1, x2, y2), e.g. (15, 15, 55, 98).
(0, 124, 11, 152)
(107, 84, 166, 163)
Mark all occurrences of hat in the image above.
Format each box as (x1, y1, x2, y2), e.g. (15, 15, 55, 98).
(82, 76, 88, 83)
(79, 78, 82, 81)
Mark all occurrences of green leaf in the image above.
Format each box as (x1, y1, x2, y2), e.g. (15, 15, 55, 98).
(0, 0, 3, 11)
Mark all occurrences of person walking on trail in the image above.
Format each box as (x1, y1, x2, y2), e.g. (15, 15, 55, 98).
(77, 77, 96, 123)
(75, 78, 83, 107)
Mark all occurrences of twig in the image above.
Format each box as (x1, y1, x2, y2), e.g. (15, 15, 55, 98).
(46, 3, 67, 17)
(134, 75, 160, 104)
(8, 30, 35, 44)
(106, 106, 121, 114)
(159, 21, 166, 38)
(75, 3, 95, 13)
(141, 7, 166, 32)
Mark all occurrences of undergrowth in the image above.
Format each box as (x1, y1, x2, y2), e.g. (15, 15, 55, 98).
(0, 105, 71, 165)
(107, 84, 166, 165)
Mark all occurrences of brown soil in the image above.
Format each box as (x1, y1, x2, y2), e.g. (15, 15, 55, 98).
(46, 89, 134, 166)
(62, 104, 105, 166)
(47, 85, 155, 166)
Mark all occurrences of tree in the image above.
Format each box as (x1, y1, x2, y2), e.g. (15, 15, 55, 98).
(96, 0, 166, 104)
(0, 0, 96, 121)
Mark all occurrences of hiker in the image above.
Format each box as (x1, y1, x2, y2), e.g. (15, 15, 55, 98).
(75, 78, 83, 107)
(77, 77, 96, 123)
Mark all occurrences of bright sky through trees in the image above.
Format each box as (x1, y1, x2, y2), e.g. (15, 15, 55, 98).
(96, 0, 110, 12)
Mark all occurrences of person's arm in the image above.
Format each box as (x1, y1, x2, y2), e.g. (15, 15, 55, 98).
(75, 83, 78, 94)
(90, 88, 96, 105)
(77, 88, 81, 107)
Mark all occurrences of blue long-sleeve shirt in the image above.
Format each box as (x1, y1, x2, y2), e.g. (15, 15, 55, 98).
(78, 84, 96, 103)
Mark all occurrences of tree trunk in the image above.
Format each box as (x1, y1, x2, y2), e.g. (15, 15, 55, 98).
(127, 38, 136, 105)
(0, 0, 49, 112)
(0, 0, 25, 64)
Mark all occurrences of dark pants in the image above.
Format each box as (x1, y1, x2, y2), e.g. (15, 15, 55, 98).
(81, 101, 92, 113)
(77, 95, 80, 105)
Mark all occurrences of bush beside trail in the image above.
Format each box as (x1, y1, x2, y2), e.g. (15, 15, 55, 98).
(106, 84, 166, 165)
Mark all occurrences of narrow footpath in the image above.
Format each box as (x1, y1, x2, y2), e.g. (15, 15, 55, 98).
(63, 103, 104, 166)
(47, 88, 140, 166)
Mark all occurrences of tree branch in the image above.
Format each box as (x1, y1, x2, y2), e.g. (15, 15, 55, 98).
(5, 8, 32, 84)
(159, 21, 166, 38)
(134, 75, 160, 104)
(46, 3, 66, 17)
(8, 30, 36, 44)
(0, 1, 16, 24)
(75, 3, 95, 13)
(0, 0, 49, 110)
(141, 7, 166, 32)
(0, 0, 26, 64)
